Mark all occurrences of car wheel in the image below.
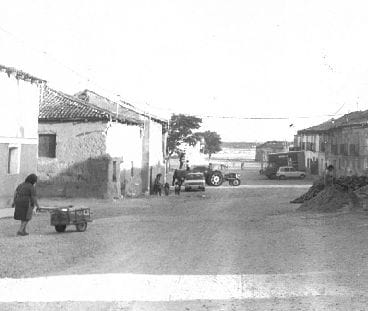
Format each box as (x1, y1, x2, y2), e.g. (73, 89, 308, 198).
(279, 175, 286, 180)
(209, 172, 223, 186)
(300, 174, 306, 179)
(55, 225, 66, 233)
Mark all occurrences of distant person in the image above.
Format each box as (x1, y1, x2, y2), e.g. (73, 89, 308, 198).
(179, 153, 185, 169)
(241, 162, 245, 170)
(186, 160, 190, 171)
(153, 173, 163, 196)
(13, 174, 40, 236)
(164, 182, 170, 196)
(324, 165, 335, 187)
(174, 178, 182, 195)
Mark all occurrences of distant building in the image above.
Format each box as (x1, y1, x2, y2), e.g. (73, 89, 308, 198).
(255, 141, 291, 165)
(295, 111, 368, 176)
(0, 65, 45, 207)
(295, 120, 332, 175)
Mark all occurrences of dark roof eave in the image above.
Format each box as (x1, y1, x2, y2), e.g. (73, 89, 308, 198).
(39, 117, 141, 125)
(297, 122, 368, 135)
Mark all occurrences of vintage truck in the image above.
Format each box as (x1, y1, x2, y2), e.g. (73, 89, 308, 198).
(262, 151, 306, 179)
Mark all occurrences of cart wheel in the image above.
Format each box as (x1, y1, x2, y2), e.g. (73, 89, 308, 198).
(76, 222, 87, 232)
(55, 225, 66, 233)
(232, 178, 241, 186)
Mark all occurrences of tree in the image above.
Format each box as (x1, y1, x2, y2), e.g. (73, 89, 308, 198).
(196, 130, 222, 159)
(167, 114, 202, 157)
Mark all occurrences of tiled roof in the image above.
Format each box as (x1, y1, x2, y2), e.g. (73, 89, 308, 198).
(39, 87, 140, 125)
(75, 90, 144, 125)
(0, 64, 46, 84)
(298, 110, 368, 134)
(76, 89, 168, 126)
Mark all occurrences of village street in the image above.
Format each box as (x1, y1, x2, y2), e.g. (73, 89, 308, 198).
(1, 168, 368, 310)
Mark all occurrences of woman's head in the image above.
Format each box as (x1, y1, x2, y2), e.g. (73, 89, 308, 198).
(25, 174, 38, 185)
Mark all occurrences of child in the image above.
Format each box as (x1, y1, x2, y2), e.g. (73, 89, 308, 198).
(174, 179, 182, 195)
(164, 182, 170, 196)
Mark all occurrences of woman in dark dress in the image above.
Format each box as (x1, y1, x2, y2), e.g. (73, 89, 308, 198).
(13, 174, 40, 236)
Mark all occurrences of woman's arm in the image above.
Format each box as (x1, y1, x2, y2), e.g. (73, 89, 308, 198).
(30, 185, 40, 211)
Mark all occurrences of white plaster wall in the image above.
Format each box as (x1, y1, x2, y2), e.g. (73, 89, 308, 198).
(149, 120, 164, 167)
(0, 74, 40, 140)
(106, 122, 142, 169)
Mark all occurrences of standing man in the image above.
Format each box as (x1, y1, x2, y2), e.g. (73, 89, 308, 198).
(324, 164, 335, 187)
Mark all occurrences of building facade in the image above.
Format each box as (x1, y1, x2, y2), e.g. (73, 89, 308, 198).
(295, 112, 368, 177)
(0, 65, 45, 207)
(75, 89, 168, 195)
(38, 87, 143, 198)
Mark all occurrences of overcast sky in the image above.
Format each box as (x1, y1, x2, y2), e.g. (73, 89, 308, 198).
(1, 0, 368, 142)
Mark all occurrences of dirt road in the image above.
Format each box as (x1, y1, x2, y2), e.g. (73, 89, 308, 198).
(1, 180, 368, 310)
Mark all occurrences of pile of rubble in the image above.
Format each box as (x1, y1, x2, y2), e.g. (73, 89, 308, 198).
(291, 175, 368, 212)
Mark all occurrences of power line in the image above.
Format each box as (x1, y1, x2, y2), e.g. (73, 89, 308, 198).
(0, 25, 358, 122)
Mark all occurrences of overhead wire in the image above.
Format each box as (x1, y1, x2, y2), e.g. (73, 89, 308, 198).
(0, 24, 355, 122)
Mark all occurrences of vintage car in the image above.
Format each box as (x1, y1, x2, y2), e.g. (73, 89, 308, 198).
(275, 166, 306, 180)
(183, 172, 206, 191)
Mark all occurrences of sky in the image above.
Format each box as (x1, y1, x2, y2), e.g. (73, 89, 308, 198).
(1, 0, 368, 142)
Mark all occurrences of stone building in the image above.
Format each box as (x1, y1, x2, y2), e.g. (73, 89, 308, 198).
(295, 111, 368, 177)
(38, 87, 143, 198)
(0, 65, 45, 207)
(75, 89, 168, 195)
(294, 120, 333, 175)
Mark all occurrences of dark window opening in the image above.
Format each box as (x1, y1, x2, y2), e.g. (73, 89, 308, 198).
(39, 134, 56, 158)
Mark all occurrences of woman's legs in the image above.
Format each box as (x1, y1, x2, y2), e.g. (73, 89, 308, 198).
(22, 221, 29, 234)
(17, 221, 29, 235)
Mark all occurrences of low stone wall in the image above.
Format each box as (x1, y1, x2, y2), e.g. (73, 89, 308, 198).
(38, 156, 110, 198)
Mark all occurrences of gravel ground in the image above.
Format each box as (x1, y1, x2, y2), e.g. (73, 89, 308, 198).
(2, 168, 368, 310)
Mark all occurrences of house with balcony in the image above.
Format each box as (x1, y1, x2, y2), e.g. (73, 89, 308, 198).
(296, 110, 368, 177)
(294, 120, 333, 175)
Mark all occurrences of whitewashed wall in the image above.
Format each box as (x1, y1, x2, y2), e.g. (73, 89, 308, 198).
(148, 120, 164, 167)
(105, 122, 142, 169)
(0, 74, 40, 142)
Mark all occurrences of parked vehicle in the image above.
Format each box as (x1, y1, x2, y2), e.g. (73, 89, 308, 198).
(276, 166, 306, 180)
(173, 165, 223, 186)
(263, 151, 305, 179)
(173, 165, 241, 187)
(223, 172, 241, 186)
(183, 172, 206, 191)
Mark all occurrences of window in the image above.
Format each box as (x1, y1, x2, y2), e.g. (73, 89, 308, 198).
(8, 146, 20, 174)
(349, 144, 359, 156)
(39, 134, 56, 158)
